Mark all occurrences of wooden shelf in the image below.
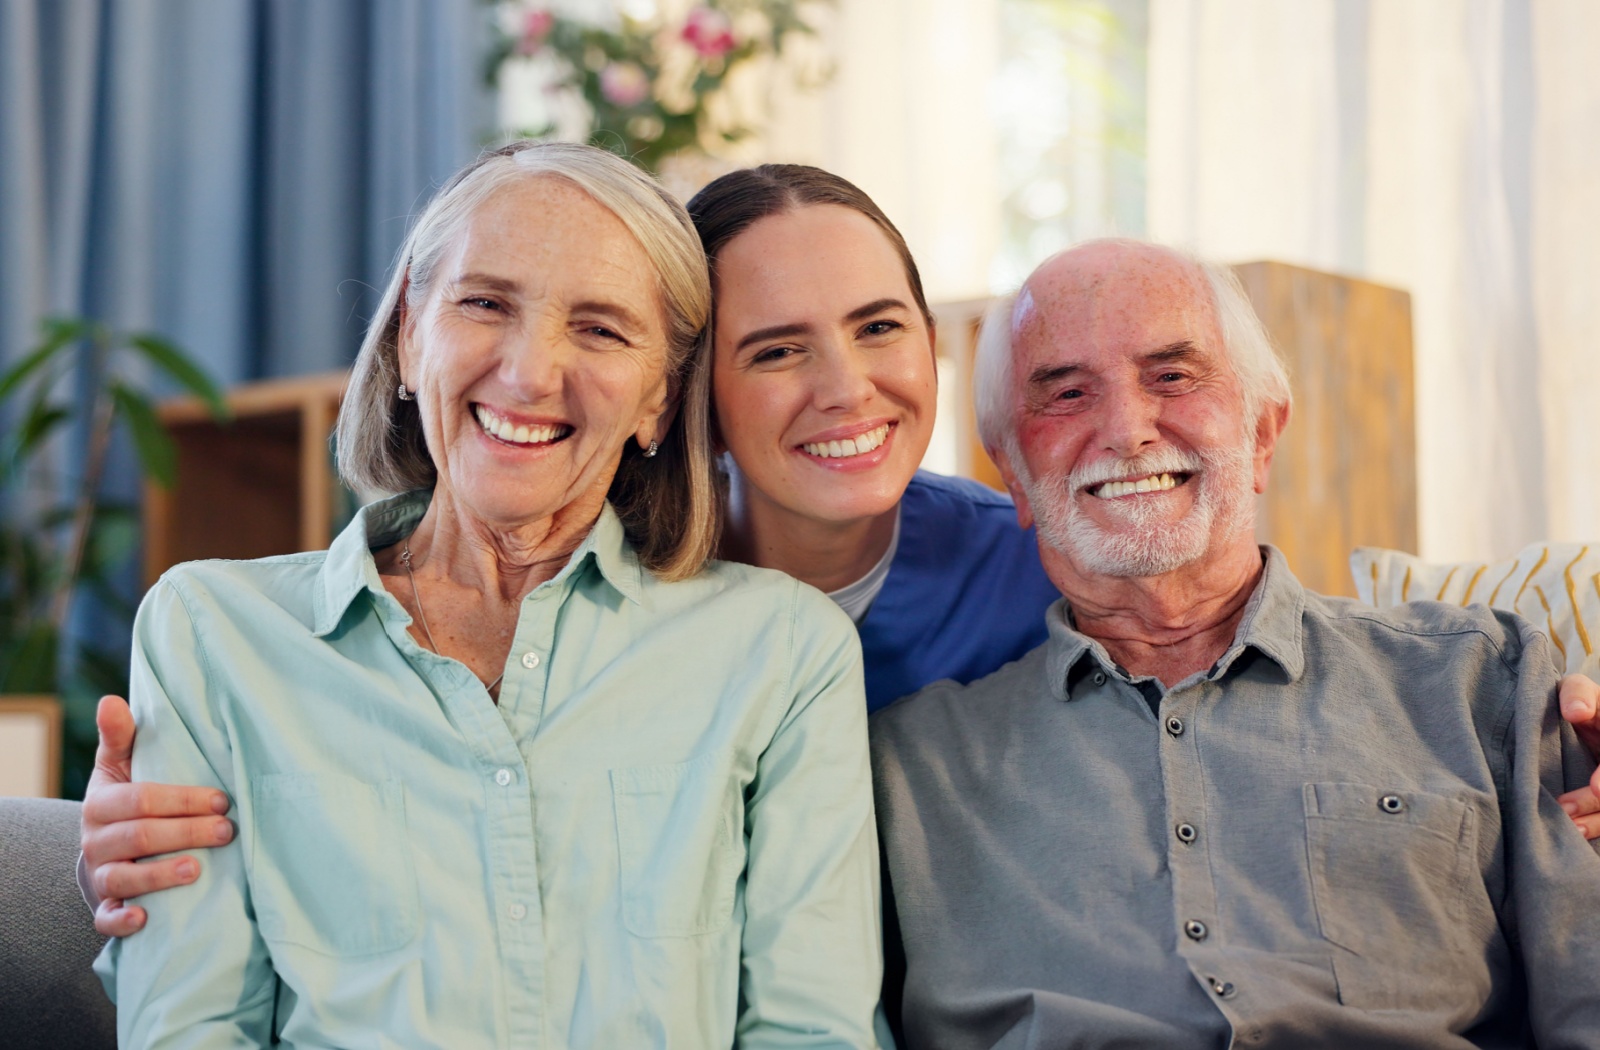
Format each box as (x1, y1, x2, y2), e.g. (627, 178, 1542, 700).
(143, 371, 349, 586)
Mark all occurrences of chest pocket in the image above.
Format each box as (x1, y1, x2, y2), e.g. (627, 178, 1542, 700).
(611, 752, 744, 938)
(1303, 781, 1497, 1011)
(249, 772, 419, 956)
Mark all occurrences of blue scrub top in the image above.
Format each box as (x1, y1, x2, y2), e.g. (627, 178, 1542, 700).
(858, 471, 1061, 711)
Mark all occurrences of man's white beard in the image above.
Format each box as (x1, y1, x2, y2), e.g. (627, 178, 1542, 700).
(1018, 435, 1257, 578)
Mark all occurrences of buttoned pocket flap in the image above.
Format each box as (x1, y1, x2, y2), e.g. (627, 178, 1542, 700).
(250, 772, 419, 956)
(611, 752, 743, 938)
(1303, 781, 1493, 1011)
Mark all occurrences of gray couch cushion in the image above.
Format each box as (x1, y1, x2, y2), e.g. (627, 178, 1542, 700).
(0, 797, 116, 1050)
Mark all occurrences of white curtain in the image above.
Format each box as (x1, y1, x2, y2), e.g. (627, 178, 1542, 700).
(1148, 0, 1600, 562)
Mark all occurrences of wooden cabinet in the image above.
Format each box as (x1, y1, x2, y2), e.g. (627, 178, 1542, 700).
(1233, 261, 1416, 597)
(143, 371, 349, 585)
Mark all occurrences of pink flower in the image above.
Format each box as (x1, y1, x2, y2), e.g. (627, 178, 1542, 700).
(599, 62, 651, 107)
(682, 7, 736, 59)
(516, 9, 554, 56)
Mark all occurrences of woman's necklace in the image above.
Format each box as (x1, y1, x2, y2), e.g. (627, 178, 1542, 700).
(400, 543, 506, 693)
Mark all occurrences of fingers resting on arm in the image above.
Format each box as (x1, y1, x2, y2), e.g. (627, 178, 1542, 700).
(1558, 674, 1600, 841)
(80, 694, 233, 930)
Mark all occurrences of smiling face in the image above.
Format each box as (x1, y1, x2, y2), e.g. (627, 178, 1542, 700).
(710, 204, 938, 529)
(999, 242, 1282, 579)
(397, 176, 672, 529)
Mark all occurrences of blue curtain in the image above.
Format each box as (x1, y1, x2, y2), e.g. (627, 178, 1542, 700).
(0, 0, 492, 792)
(0, 0, 492, 386)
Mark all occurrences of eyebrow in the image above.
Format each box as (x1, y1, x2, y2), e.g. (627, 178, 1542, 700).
(736, 322, 811, 352)
(453, 272, 522, 295)
(734, 298, 913, 352)
(845, 297, 912, 323)
(1145, 340, 1199, 363)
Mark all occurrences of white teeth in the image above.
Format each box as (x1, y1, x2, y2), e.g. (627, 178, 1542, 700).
(474, 405, 569, 446)
(803, 424, 891, 459)
(1093, 473, 1180, 499)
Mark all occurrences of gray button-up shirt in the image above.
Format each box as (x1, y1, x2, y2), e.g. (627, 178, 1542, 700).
(871, 548, 1600, 1049)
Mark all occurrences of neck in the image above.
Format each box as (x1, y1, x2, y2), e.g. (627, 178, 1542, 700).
(1042, 534, 1265, 688)
(719, 463, 897, 594)
(388, 482, 606, 602)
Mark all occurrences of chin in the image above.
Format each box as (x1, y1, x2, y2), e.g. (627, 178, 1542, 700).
(800, 482, 903, 527)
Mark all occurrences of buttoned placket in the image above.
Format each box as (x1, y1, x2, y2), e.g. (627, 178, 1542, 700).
(1153, 677, 1244, 1030)
(377, 574, 559, 1048)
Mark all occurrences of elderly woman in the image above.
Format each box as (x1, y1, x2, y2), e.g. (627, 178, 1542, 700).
(94, 142, 885, 1048)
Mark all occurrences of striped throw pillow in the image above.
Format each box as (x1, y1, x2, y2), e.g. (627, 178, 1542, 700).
(1350, 543, 1600, 677)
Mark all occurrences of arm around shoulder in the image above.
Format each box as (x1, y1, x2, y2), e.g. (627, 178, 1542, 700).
(95, 576, 277, 1048)
(1496, 617, 1600, 1041)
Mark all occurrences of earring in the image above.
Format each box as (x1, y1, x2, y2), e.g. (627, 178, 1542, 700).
(642, 439, 659, 459)
(397, 383, 413, 401)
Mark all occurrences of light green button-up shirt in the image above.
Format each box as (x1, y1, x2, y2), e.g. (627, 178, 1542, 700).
(97, 492, 887, 1049)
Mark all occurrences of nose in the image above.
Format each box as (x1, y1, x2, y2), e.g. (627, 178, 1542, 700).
(500, 317, 572, 401)
(1098, 382, 1161, 457)
(811, 341, 877, 413)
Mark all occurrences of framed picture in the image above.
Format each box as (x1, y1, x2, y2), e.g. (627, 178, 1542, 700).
(0, 696, 62, 798)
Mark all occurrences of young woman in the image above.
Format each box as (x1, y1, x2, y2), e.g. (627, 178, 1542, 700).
(688, 165, 1061, 710)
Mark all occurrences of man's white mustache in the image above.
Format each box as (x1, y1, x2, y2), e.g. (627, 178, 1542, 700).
(1065, 448, 1206, 492)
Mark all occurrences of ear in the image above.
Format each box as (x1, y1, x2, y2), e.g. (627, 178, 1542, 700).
(988, 443, 1035, 530)
(634, 367, 678, 451)
(1250, 399, 1291, 494)
(395, 279, 419, 389)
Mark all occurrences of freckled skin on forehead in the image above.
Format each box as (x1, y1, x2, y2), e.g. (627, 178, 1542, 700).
(441, 176, 670, 337)
(1014, 242, 1223, 371)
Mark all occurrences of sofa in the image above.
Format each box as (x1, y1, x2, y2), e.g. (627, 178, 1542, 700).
(0, 797, 116, 1050)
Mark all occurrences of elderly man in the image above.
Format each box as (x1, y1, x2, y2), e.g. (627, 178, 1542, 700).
(871, 239, 1600, 1048)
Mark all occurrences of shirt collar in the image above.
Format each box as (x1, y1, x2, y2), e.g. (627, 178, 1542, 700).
(313, 490, 645, 637)
(1044, 545, 1307, 701)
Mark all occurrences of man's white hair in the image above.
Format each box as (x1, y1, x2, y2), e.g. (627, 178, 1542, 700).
(972, 240, 1292, 464)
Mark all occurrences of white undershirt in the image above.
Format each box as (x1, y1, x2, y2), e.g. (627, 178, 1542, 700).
(825, 507, 903, 625)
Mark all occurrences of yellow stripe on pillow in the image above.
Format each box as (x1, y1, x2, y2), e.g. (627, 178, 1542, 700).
(1351, 542, 1600, 677)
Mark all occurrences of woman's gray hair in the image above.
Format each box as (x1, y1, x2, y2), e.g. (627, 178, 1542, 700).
(972, 241, 1291, 462)
(336, 141, 719, 581)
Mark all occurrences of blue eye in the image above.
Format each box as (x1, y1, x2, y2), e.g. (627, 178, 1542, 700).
(463, 297, 500, 311)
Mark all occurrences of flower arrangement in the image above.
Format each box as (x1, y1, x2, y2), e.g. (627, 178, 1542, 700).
(486, 1, 828, 172)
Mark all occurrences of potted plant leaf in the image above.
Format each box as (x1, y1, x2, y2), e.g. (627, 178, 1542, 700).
(0, 317, 229, 796)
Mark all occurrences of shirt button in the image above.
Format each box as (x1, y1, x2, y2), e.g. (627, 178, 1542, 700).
(1185, 919, 1208, 941)
(1092, 671, 1107, 686)
(1176, 822, 1198, 844)
(521, 651, 540, 669)
(508, 902, 527, 921)
(494, 768, 513, 786)
(1380, 793, 1405, 814)
(1211, 978, 1236, 999)
(1166, 716, 1185, 736)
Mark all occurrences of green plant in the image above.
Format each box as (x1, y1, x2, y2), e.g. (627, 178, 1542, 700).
(486, 1, 828, 172)
(0, 317, 228, 795)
